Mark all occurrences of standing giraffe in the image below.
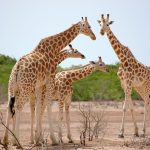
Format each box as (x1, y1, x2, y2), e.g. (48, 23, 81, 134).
(97, 14, 150, 137)
(29, 44, 85, 143)
(3, 17, 96, 146)
(34, 56, 108, 143)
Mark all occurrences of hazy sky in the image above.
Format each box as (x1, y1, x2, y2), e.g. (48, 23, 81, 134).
(0, 0, 150, 68)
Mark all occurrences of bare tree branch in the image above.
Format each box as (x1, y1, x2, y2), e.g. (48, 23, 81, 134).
(0, 111, 39, 150)
(0, 112, 23, 150)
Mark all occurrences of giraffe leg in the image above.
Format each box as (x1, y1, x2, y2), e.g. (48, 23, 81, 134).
(12, 114, 16, 135)
(119, 100, 127, 138)
(128, 98, 139, 137)
(119, 86, 138, 137)
(2, 106, 11, 145)
(34, 88, 43, 144)
(30, 101, 35, 144)
(141, 103, 147, 137)
(142, 99, 150, 137)
(45, 82, 58, 145)
(58, 102, 64, 144)
(12, 109, 21, 146)
(47, 100, 58, 145)
(65, 96, 73, 143)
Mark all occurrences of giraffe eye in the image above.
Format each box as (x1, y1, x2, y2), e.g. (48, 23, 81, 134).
(99, 64, 103, 66)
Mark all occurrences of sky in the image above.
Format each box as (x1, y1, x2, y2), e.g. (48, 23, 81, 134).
(0, 0, 150, 68)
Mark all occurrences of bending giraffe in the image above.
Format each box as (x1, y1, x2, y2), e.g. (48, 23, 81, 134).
(3, 17, 96, 146)
(33, 56, 108, 143)
(97, 14, 150, 137)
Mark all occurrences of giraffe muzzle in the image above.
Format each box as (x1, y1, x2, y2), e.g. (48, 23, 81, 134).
(100, 31, 104, 35)
(91, 34, 96, 40)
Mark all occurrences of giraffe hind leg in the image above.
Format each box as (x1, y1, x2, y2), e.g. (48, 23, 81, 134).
(2, 97, 16, 145)
(9, 97, 15, 117)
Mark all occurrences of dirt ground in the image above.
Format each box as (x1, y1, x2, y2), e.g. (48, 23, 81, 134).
(0, 100, 150, 150)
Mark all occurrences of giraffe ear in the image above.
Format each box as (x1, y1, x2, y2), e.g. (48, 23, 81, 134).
(98, 56, 102, 61)
(89, 61, 96, 64)
(109, 21, 114, 25)
(97, 20, 101, 24)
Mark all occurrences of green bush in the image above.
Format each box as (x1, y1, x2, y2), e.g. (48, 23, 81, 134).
(0, 54, 141, 102)
(0, 54, 16, 102)
(72, 64, 140, 101)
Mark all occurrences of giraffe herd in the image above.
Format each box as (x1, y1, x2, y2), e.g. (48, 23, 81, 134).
(2, 14, 150, 147)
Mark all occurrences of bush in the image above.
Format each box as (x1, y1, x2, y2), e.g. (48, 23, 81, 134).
(0, 54, 141, 102)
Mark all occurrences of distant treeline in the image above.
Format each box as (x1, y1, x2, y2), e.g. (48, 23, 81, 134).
(0, 54, 141, 103)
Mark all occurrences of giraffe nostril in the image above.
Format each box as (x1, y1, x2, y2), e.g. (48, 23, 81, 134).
(81, 55, 85, 59)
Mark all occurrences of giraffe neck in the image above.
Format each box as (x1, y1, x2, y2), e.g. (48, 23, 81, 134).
(106, 27, 135, 64)
(67, 64, 95, 83)
(54, 50, 71, 66)
(34, 22, 81, 57)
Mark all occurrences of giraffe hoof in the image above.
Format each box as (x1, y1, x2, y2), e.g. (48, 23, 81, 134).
(59, 139, 64, 144)
(2, 138, 9, 146)
(140, 134, 145, 138)
(35, 142, 43, 146)
(68, 140, 74, 143)
(52, 142, 59, 146)
(118, 134, 124, 138)
(12, 143, 18, 146)
(29, 141, 34, 145)
(134, 133, 139, 137)
(16, 145, 22, 149)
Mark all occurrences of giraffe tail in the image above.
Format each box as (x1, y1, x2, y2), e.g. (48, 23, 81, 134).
(9, 97, 15, 117)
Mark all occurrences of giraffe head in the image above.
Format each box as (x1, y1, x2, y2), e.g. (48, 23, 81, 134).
(80, 17, 96, 40)
(97, 14, 114, 35)
(90, 56, 109, 72)
(68, 44, 85, 59)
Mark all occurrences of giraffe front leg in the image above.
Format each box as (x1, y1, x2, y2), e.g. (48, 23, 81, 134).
(119, 100, 126, 138)
(30, 101, 35, 144)
(128, 98, 139, 137)
(46, 82, 58, 145)
(65, 96, 73, 143)
(119, 86, 138, 138)
(47, 100, 58, 145)
(141, 103, 147, 137)
(58, 102, 64, 144)
(34, 88, 43, 144)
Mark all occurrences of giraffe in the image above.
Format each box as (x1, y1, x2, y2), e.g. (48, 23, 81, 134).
(29, 44, 85, 143)
(33, 56, 108, 143)
(3, 17, 96, 146)
(97, 14, 150, 138)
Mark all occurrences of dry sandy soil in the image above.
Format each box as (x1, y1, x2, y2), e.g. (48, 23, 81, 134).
(0, 100, 150, 150)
